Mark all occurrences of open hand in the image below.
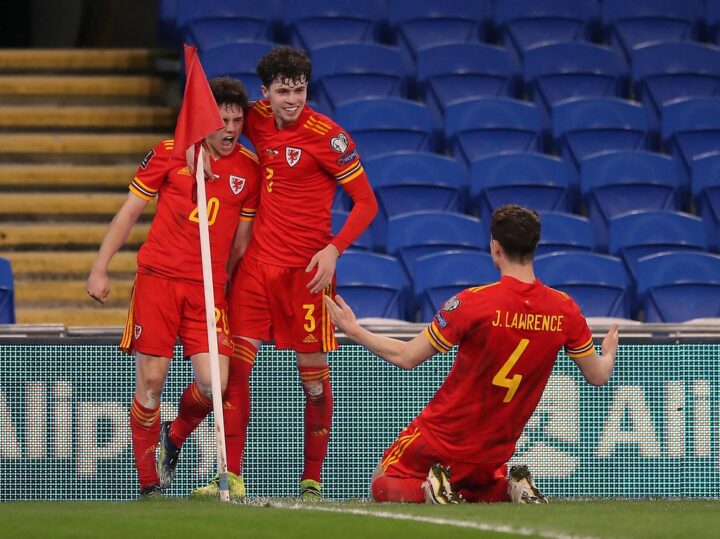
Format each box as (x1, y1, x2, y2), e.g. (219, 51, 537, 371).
(306, 244, 340, 294)
(323, 294, 357, 334)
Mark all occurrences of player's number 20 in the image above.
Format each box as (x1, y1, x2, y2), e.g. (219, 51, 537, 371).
(189, 197, 220, 226)
(492, 338, 529, 403)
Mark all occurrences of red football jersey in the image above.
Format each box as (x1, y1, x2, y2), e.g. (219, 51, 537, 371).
(130, 139, 260, 286)
(242, 101, 369, 267)
(420, 275, 595, 464)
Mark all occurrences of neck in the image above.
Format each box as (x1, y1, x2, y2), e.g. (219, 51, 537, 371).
(500, 261, 535, 284)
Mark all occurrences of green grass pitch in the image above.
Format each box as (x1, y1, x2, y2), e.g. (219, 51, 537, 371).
(2, 498, 719, 539)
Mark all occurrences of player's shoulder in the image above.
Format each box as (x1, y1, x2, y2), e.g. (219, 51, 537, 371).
(302, 107, 347, 138)
(138, 139, 174, 170)
(249, 99, 274, 120)
(440, 282, 501, 312)
(234, 144, 259, 165)
(464, 281, 503, 298)
(541, 282, 582, 312)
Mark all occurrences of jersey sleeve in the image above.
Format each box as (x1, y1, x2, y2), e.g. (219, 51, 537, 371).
(130, 140, 173, 200)
(238, 146, 261, 222)
(563, 298, 595, 359)
(310, 118, 366, 186)
(423, 290, 475, 354)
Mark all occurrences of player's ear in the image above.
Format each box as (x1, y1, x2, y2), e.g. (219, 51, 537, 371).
(260, 85, 269, 98)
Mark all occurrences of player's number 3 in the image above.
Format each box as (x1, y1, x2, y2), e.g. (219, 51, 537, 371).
(492, 338, 529, 403)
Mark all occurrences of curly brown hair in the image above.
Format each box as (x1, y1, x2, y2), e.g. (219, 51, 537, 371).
(209, 77, 249, 109)
(256, 46, 312, 88)
(490, 205, 541, 262)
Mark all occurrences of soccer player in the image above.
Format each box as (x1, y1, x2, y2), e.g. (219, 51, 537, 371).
(324, 205, 619, 504)
(86, 77, 260, 498)
(190, 46, 378, 500)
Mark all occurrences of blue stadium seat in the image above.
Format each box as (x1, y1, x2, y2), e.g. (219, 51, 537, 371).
(386, 211, 487, 277)
(661, 97, 720, 188)
(631, 42, 720, 127)
(176, 0, 280, 47)
(158, 0, 181, 46)
(0, 257, 15, 324)
(636, 252, 720, 322)
(331, 209, 374, 252)
(551, 97, 651, 169)
(692, 152, 720, 252)
(284, 0, 385, 51)
(311, 43, 411, 113)
(608, 210, 709, 279)
(415, 44, 521, 121)
(413, 251, 499, 322)
(445, 97, 543, 167)
(333, 98, 436, 159)
(536, 212, 594, 256)
(581, 151, 683, 251)
(535, 251, 633, 318)
(199, 42, 276, 101)
(603, 0, 704, 59)
(708, 0, 720, 45)
(470, 152, 576, 228)
(386, 0, 492, 59)
(495, 0, 599, 57)
(524, 43, 628, 116)
(336, 252, 410, 320)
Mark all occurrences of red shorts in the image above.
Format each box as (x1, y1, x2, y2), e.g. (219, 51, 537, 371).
(120, 271, 233, 359)
(228, 256, 338, 353)
(380, 418, 509, 503)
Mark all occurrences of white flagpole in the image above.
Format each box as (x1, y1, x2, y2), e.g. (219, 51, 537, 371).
(194, 145, 230, 502)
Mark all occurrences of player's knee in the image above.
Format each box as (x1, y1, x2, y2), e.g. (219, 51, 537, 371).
(195, 379, 214, 400)
(302, 379, 324, 401)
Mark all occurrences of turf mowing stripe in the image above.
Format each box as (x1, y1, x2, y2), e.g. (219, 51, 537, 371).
(270, 502, 598, 539)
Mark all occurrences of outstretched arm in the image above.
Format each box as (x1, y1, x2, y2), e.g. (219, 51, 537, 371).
(573, 324, 619, 386)
(86, 193, 148, 304)
(324, 294, 436, 370)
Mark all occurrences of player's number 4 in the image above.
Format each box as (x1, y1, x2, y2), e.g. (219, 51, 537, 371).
(492, 338, 529, 403)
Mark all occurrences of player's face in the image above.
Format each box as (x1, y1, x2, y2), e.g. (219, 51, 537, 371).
(205, 103, 244, 158)
(262, 76, 307, 128)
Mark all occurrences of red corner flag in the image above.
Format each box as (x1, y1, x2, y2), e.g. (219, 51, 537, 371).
(172, 44, 223, 160)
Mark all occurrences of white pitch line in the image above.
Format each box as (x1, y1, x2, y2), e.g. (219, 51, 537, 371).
(268, 501, 599, 539)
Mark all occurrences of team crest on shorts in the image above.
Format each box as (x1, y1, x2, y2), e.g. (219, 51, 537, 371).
(134, 324, 142, 340)
(229, 175, 246, 194)
(442, 296, 460, 312)
(286, 146, 302, 167)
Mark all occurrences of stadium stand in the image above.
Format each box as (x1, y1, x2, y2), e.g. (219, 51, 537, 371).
(535, 212, 594, 256)
(602, 0, 704, 59)
(580, 151, 683, 251)
(386, 0, 492, 59)
(199, 41, 275, 101)
(335, 251, 409, 320)
(636, 251, 720, 322)
(708, 0, 720, 44)
(495, 0, 599, 58)
(412, 250, 499, 322)
(551, 97, 651, 169)
(445, 97, 543, 167)
(0, 257, 15, 324)
(692, 152, 720, 251)
(535, 251, 633, 319)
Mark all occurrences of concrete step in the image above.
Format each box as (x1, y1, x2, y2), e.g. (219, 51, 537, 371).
(15, 306, 128, 327)
(15, 278, 134, 306)
(2, 251, 137, 277)
(0, 49, 154, 72)
(0, 164, 135, 189)
(0, 105, 174, 129)
(0, 193, 156, 218)
(0, 222, 149, 249)
(0, 75, 165, 97)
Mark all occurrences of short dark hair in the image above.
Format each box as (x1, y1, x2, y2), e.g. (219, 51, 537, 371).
(209, 77, 249, 109)
(490, 204, 541, 262)
(256, 46, 312, 88)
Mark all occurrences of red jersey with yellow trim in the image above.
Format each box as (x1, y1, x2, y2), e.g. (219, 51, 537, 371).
(242, 100, 368, 267)
(420, 275, 595, 464)
(130, 139, 260, 286)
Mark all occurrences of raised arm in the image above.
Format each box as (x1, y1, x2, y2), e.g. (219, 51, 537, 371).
(572, 324, 619, 386)
(324, 295, 436, 370)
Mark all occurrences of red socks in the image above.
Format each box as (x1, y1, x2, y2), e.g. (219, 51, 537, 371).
(223, 338, 256, 475)
(168, 381, 213, 447)
(129, 396, 161, 489)
(371, 475, 425, 503)
(298, 365, 333, 482)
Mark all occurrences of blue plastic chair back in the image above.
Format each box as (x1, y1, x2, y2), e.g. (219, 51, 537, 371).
(536, 212, 594, 256)
(608, 210, 708, 278)
(581, 151, 682, 250)
(445, 97, 542, 166)
(386, 211, 487, 276)
(636, 251, 720, 322)
(692, 152, 720, 251)
(524, 43, 627, 114)
(176, 0, 280, 34)
(0, 257, 15, 324)
(535, 251, 632, 318)
(199, 42, 276, 101)
(552, 97, 650, 168)
(413, 251, 499, 322)
(334, 98, 435, 159)
(312, 44, 410, 112)
(336, 252, 410, 320)
(709, 0, 720, 45)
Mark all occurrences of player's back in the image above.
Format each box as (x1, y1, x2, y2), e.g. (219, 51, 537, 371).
(419, 275, 593, 463)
